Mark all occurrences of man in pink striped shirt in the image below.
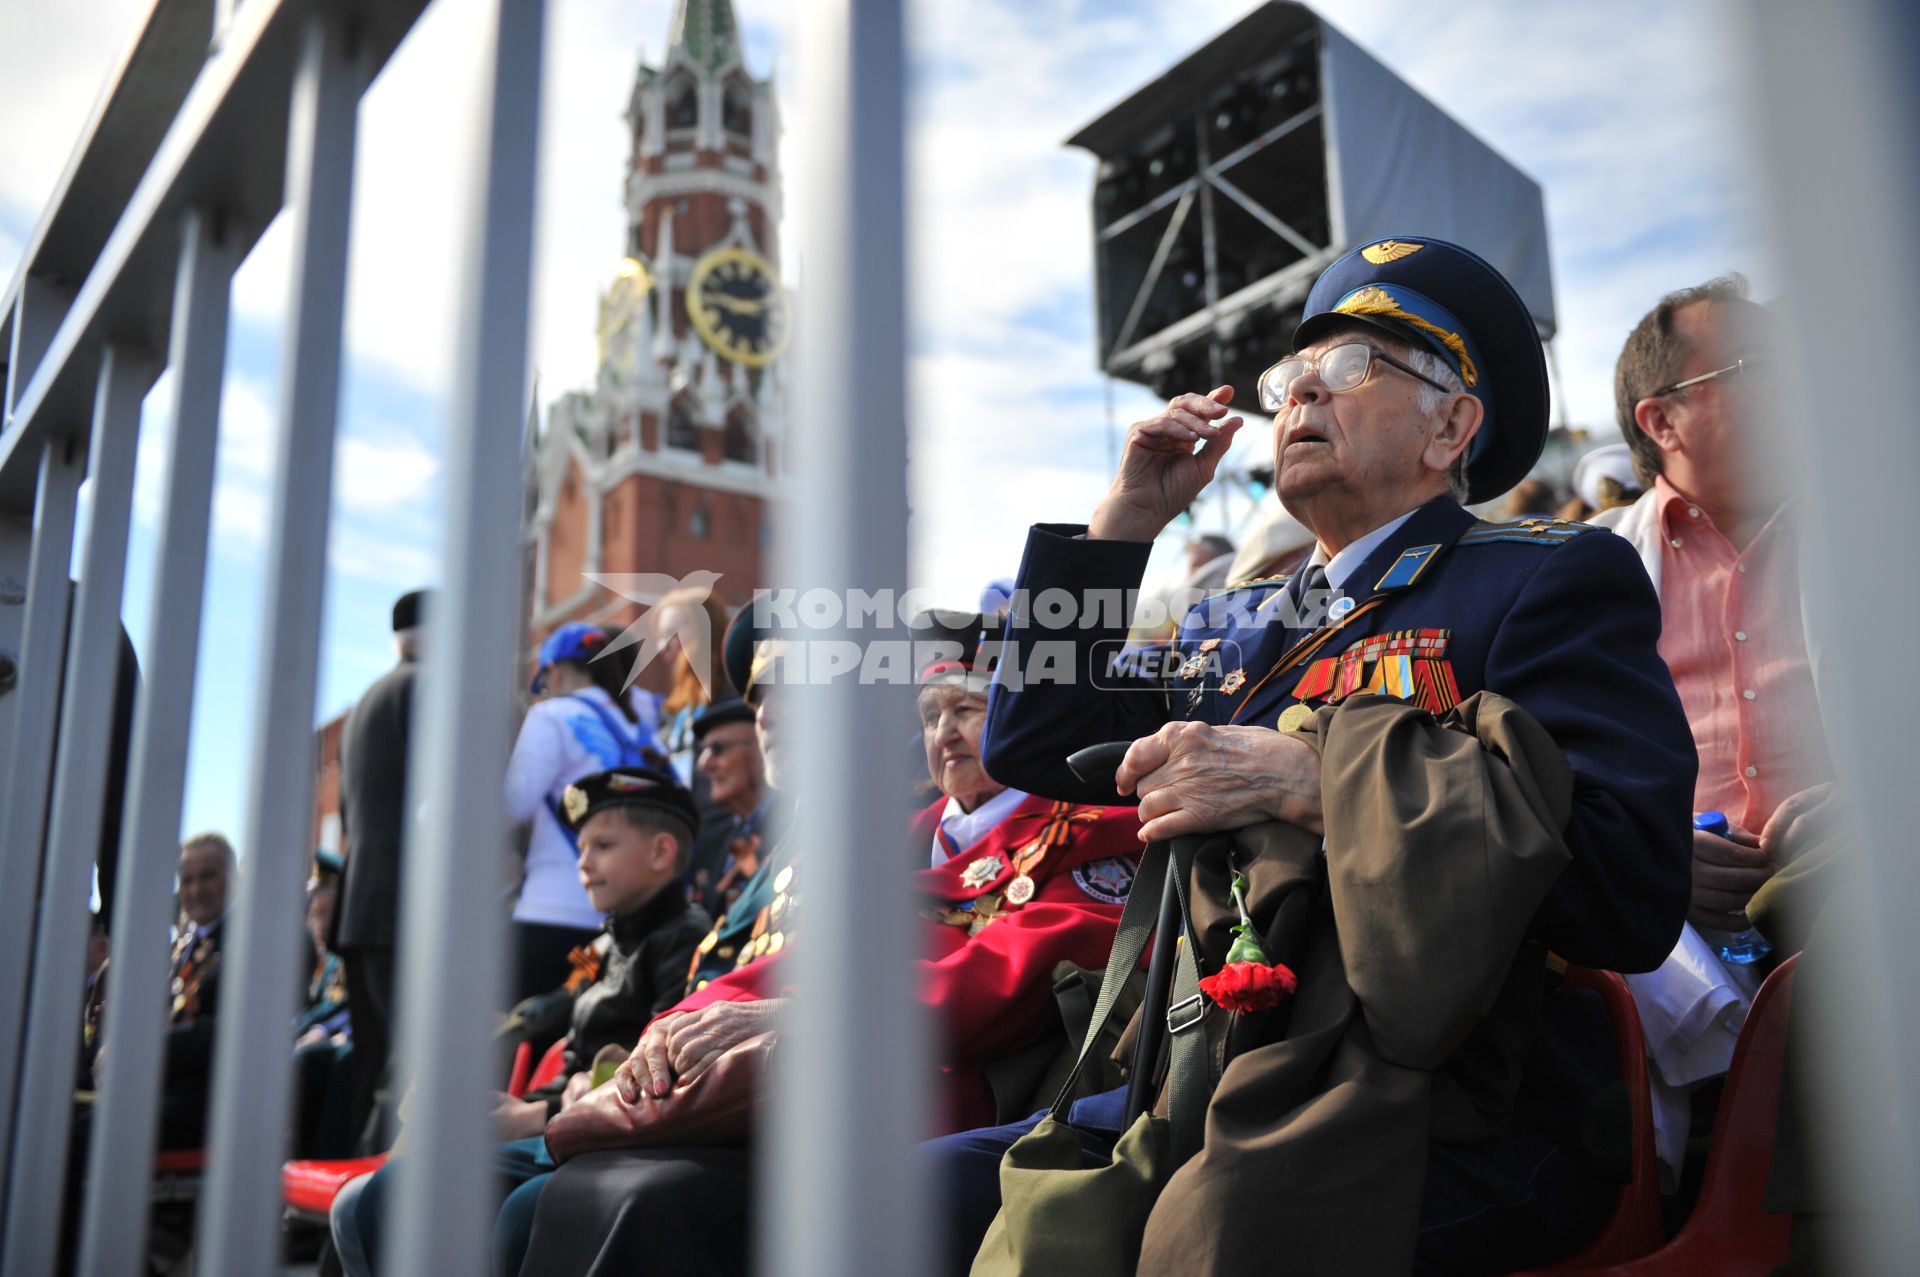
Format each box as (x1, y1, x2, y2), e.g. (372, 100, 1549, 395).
(1602, 276, 1837, 917)
(1597, 275, 1840, 1182)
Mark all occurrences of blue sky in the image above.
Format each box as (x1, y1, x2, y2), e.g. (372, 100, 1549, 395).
(1, 0, 1767, 851)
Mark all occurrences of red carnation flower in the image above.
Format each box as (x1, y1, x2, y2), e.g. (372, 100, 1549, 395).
(1198, 959, 1298, 1014)
(1198, 870, 1297, 1013)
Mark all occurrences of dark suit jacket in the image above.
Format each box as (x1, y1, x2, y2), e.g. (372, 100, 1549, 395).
(333, 660, 418, 949)
(164, 917, 226, 1085)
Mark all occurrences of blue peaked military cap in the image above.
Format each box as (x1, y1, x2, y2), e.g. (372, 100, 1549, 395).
(1293, 236, 1549, 504)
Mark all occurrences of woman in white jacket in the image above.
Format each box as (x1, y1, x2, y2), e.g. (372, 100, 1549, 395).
(504, 622, 664, 1001)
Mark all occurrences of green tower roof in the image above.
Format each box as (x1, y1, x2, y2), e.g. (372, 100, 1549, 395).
(667, 0, 740, 74)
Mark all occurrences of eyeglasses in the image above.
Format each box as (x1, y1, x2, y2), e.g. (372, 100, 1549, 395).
(1257, 341, 1456, 412)
(1651, 356, 1757, 399)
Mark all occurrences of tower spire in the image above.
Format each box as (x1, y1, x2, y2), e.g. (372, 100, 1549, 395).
(666, 0, 741, 74)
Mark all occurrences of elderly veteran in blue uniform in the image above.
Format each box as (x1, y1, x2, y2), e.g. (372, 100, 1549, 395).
(967, 237, 1696, 1273)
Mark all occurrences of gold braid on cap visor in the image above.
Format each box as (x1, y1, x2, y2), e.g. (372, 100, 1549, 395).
(1332, 286, 1480, 389)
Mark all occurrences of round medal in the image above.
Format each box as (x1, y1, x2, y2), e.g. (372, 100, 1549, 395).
(1005, 875, 1036, 906)
(1277, 703, 1314, 733)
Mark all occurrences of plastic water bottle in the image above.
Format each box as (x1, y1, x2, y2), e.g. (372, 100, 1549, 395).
(1694, 811, 1773, 965)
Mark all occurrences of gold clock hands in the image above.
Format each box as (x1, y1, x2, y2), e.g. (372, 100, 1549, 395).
(705, 292, 768, 316)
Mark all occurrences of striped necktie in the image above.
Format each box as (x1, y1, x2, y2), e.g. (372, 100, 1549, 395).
(1283, 564, 1333, 633)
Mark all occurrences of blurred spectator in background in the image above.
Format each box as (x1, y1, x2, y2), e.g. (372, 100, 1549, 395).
(1601, 274, 1830, 1191)
(685, 698, 779, 917)
(1, 587, 143, 919)
(333, 589, 428, 1155)
(1128, 534, 1240, 647)
(294, 850, 356, 1158)
(1184, 532, 1236, 583)
(1501, 475, 1559, 520)
(85, 912, 110, 985)
(66, 834, 235, 1266)
(1224, 501, 1315, 584)
(1567, 441, 1642, 522)
(507, 622, 661, 1003)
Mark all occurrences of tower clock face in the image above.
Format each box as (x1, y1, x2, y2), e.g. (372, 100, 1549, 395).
(686, 247, 790, 367)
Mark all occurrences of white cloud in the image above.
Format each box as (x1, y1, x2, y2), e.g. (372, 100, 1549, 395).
(0, 0, 151, 256)
(326, 519, 439, 588)
(336, 431, 441, 513)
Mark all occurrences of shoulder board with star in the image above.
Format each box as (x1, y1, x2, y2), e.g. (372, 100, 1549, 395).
(1455, 517, 1598, 548)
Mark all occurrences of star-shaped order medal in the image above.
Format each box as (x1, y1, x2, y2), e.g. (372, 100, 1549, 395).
(961, 855, 1004, 891)
(1221, 669, 1247, 695)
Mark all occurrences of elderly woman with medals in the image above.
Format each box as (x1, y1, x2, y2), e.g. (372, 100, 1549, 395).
(506, 609, 1144, 1277)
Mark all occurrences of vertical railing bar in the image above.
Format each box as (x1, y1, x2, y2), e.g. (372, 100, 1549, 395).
(0, 436, 84, 1200)
(77, 206, 237, 1277)
(767, 3, 926, 1276)
(1, 342, 154, 1276)
(1740, 2, 1920, 1269)
(197, 13, 365, 1275)
(383, 1, 546, 1271)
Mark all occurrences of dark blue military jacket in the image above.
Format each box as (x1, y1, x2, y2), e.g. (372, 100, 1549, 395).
(982, 496, 1695, 974)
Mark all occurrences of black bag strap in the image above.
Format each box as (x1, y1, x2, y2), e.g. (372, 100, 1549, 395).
(1162, 837, 1211, 1164)
(1044, 834, 1213, 1158)
(1045, 837, 1172, 1120)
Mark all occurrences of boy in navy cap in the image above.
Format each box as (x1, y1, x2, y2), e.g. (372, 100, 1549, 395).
(329, 765, 709, 1277)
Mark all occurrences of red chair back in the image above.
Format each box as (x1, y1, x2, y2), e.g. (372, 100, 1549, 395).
(1624, 954, 1799, 1275)
(1517, 954, 1801, 1277)
(1534, 966, 1665, 1269)
(505, 1038, 534, 1098)
(527, 1037, 569, 1093)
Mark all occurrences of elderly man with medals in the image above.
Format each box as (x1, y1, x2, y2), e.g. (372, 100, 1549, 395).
(510, 609, 1143, 1277)
(947, 237, 1698, 1276)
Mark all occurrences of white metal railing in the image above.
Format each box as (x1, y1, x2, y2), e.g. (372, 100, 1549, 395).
(0, 0, 917, 1274)
(6, 0, 1919, 1275)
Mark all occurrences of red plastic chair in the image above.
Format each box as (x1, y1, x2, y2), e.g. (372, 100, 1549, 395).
(150, 1147, 207, 1206)
(1525, 966, 1666, 1270)
(524, 1037, 568, 1094)
(283, 1154, 388, 1222)
(1519, 954, 1800, 1277)
(506, 1038, 535, 1098)
(282, 1038, 571, 1221)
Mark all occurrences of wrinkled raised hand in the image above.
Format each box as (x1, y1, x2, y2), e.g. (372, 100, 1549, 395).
(1089, 386, 1245, 543)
